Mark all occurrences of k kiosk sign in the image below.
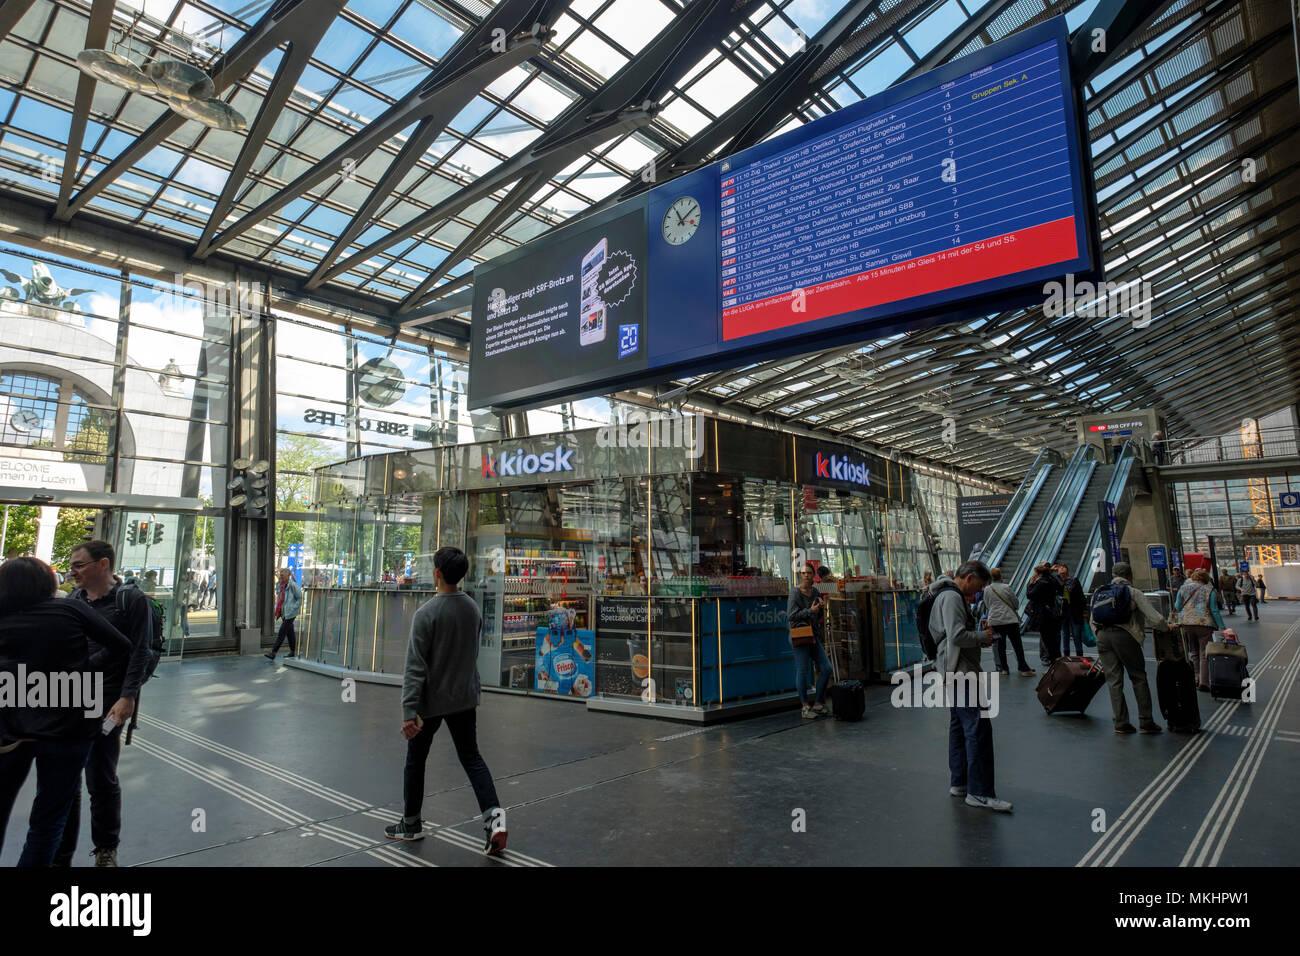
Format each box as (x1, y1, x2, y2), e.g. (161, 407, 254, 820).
(796, 439, 907, 503)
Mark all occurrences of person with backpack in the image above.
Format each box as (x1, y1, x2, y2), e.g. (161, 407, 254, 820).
(1174, 568, 1224, 692)
(924, 561, 1009, 812)
(1236, 571, 1258, 621)
(983, 567, 1035, 677)
(387, 547, 508, 856)
(1026, 563, 1064, 664)
(1056, 563, 1086, 657)
(54, 540, 160, 867)
(1089, 562, 1166, 735)
(0, 557, 132, 866)
(266, 568, 301, 661)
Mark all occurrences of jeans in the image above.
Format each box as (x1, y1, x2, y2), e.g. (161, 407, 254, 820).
(0, 737, 95, 867)
(53, 722, 124, 864)
(1095, 627, 1154, 727)
(792, 641, 832, 704)
(1061, 617, 1085, 657)
(948, 704, 995, 798)
(270, 616, 297, 656)
(991, 623, 1031, 673)
(1241, 596, 1258, 620)
(403, 708, 500, 821)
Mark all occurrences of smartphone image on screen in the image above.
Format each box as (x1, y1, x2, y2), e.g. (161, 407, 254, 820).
(580, 238, 607, 346)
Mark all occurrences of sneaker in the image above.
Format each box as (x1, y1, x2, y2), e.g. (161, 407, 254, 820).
(949, 786, 967, 797)
(483, 827, 508, 856)
(264, 652, 274, 660)
(384, 819, 424, 841)
(1019, 669, 1037, 677)
(801, 705, 816, 719)
(1114, 723, 1138, 734)
(964, 794, 1013, 813)
(998, 670, 1010, 676)
(1140, 722, 1163, 734)
(811, 702, 829, 716)
(92, 847, 118, 867)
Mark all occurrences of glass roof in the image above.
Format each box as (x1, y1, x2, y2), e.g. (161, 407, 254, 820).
(0, 0, 1295, 482)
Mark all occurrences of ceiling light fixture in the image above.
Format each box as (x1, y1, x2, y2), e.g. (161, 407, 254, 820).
(76, 50, 247, 131)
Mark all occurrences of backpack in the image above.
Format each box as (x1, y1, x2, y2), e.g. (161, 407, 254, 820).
(917, 580, 960, 660)
(74, 581, 164, 681)
(1090, 582, 1132, 627)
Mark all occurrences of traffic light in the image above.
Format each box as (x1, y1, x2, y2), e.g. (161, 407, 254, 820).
(152, 523, 164, 544)
(227, 458, 271, 518)
(126, 521, 139, 546)
(83, 514, 97, 540)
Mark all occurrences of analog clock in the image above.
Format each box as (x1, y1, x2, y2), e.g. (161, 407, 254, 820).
(9, 409, 41, 433)
(662, 196, 700, 245)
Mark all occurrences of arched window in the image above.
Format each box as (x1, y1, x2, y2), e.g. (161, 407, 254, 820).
(0, 371, 110, 458)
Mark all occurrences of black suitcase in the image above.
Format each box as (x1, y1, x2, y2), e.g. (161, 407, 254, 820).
(831, 680, 865, 721)
(1036, 656, 1105, 715)
(1156, 659, 1201, 732)
(1208, 651, 1249, 701)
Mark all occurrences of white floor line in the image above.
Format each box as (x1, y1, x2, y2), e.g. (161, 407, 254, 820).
(1181, 643, 1300, 867)
(1077, 620, 1296, 867)
(137, 713, 551, 867)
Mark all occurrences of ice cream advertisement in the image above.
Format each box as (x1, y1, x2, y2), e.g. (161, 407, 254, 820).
(536, 612, 596, 698)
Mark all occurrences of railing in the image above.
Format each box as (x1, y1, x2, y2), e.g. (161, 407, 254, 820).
(1157, 427, 1300, 466)
(976, 446, 1063, 568)
(1010, 444, 1097, 601)
(1078, 439, 1143, 589)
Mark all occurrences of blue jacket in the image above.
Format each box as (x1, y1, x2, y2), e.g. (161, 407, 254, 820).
(276, 579, 302, 620)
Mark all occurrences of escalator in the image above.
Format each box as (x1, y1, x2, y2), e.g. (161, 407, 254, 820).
(977, 448, 1065, 576)
(998, 467, 1066, 581)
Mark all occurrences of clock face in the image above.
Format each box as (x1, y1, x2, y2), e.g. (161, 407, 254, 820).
(662, 197, 700, 245)
(10, 409, 41, 433)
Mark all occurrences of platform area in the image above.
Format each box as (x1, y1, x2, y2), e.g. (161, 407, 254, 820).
(6, 603, 1297, 868)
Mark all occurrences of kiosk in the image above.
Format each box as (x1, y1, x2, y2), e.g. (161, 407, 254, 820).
(295, 416, 938, 721)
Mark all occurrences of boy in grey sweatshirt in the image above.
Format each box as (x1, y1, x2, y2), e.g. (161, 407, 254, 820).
(385, 547, 507, 855)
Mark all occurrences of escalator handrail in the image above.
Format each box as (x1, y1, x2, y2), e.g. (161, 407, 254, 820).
(977, 447, 1057, 567)
(1009, 444, 1097, 599)
(1077, 440, 1143, 587)
(1042, 460, 1098, 569)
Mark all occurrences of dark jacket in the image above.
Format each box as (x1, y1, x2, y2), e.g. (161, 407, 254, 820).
(1026, 573, 1063, 624)
(1063, 576, 1086, 623)
(72, 582, 154, 702)
(402, 591, 483, 720)
(786, 587, 825, 644)
(0, 599, 131, 741)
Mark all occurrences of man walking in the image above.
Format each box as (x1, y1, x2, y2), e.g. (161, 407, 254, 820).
(386, 547, 508, 855)
(1218, 568, 1238, 615)
(55, 540, 154, 867)
(1237, 571, 1258, 621)
(266, 568, 301, 661)
(1090, 562, 1165, 735)
(929, 561, 1009, 812)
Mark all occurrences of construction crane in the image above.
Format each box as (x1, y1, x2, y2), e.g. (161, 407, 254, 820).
(1241, 418, 1281, 568)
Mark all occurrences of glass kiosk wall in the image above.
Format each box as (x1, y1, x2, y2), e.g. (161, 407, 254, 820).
(297, 417, 937, 719)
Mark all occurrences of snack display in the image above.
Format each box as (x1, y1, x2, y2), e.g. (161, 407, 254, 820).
(536, 621, 596, 698)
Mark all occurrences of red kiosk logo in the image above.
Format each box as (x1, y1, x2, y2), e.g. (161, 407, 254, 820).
(482, 453, 497, 478)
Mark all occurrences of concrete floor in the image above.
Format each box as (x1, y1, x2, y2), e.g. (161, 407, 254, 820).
(4, 602, 1297, 867)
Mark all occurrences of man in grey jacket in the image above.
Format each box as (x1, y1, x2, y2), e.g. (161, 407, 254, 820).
(929, 561, 1010, 812)
(385, 547, 507, 855)
(1090, 562, 1165, 734)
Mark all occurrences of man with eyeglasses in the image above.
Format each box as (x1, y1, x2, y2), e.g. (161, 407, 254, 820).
(52, 540, 153, 868)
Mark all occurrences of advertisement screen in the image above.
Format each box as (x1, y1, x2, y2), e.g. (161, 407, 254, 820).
(469, 205, 647, 409)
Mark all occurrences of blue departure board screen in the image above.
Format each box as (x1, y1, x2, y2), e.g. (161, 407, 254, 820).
(719, 36, 1084, 341)
(468, 17, 1096, 411)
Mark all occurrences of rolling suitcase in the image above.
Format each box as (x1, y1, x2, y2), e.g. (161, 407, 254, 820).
(831, 680, 865, 721)
(1036, 656, 1105, 715)
(1154, 626, 1200, 732)
(1207, 640, 1249, 701)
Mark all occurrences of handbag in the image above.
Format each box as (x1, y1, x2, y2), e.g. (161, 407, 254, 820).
(789, 624, 816, 647)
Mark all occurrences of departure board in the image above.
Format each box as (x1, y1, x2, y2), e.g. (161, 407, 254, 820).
(719, 37, 1082, 341)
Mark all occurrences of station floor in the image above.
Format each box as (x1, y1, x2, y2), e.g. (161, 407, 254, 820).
(5, 603, 1297, 868)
